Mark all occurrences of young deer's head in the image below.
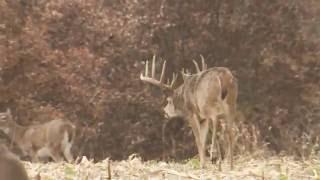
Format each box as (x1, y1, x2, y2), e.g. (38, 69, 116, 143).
(0, 109, 14, 134)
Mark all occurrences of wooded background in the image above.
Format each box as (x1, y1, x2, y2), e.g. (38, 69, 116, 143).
(0, 0, 319, 161)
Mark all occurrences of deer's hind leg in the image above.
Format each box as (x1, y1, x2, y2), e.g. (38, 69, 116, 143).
(63, 146, 74, 163)
(225, 113, 234, 170)
(61, 131, 74, 163)
(210, 115, 220, 164)
(189, 114, 208, 168)
(220, 101, 235, 170)
(198, 118, 209, 168)
(47, 144, 63, 162)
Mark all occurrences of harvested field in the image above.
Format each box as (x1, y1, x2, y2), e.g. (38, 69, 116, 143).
(24, 153, 320, 180)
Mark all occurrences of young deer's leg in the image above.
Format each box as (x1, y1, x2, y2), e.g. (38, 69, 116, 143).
(36, 147, 52, 162)
(31, 154, 40, 163)
(61, 131, 74, 163)
(50, 152, 63, 162)
(48, 145, 63, 162)
(26, 148, 39, 163)
(63, 144, 74, 163)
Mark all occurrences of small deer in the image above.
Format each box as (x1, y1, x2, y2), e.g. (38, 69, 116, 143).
(0, 109, 76, 163)
(0, 144, 29, 180)
(140, 56, 238, 168)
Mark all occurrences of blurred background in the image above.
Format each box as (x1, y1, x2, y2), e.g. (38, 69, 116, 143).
(0, 0, 319, 161)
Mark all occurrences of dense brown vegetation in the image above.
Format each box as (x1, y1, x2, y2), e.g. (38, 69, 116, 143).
(0, 0, 319, 161)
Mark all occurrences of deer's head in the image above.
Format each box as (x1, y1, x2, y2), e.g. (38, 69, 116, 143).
(140, 55, 207, 119)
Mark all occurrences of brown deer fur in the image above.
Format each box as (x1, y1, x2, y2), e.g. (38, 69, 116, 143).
(0, 144, 29, 180)
(0, 109, 76, 163)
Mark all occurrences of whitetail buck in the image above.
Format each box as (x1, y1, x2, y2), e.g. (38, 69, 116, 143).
(0, 109, 76, 163)
(0, 144, 29, 180)
(140, 55, 238, 168)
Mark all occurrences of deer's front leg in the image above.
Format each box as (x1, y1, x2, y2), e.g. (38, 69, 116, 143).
(21, 143, 37, 162)
(36, 146, 52, 162)
(26, 149, 40, 162)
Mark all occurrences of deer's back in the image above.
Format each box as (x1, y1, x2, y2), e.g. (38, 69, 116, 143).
(24, 119, 75, 148)
(46, 119, 75, 143)
(183, 67, 237, 117)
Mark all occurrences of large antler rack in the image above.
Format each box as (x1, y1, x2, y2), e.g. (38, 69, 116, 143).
(140, 55, 178, 90)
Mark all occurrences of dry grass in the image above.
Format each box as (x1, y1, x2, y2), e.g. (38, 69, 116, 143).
(23, 152, 320, 180)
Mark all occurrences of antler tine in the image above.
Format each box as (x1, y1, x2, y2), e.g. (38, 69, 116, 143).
(200, 55, 207, 70)
(145, 60, 149, 77)
(193, 60, 201, 73)
(159, 60, 166, 83)
(170, 73, 178, 87)
(151, 55, 156, 78)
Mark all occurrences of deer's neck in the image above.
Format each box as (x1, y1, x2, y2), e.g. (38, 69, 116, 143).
(178, 84, 199, 118)
(6, 122, 27, 143)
